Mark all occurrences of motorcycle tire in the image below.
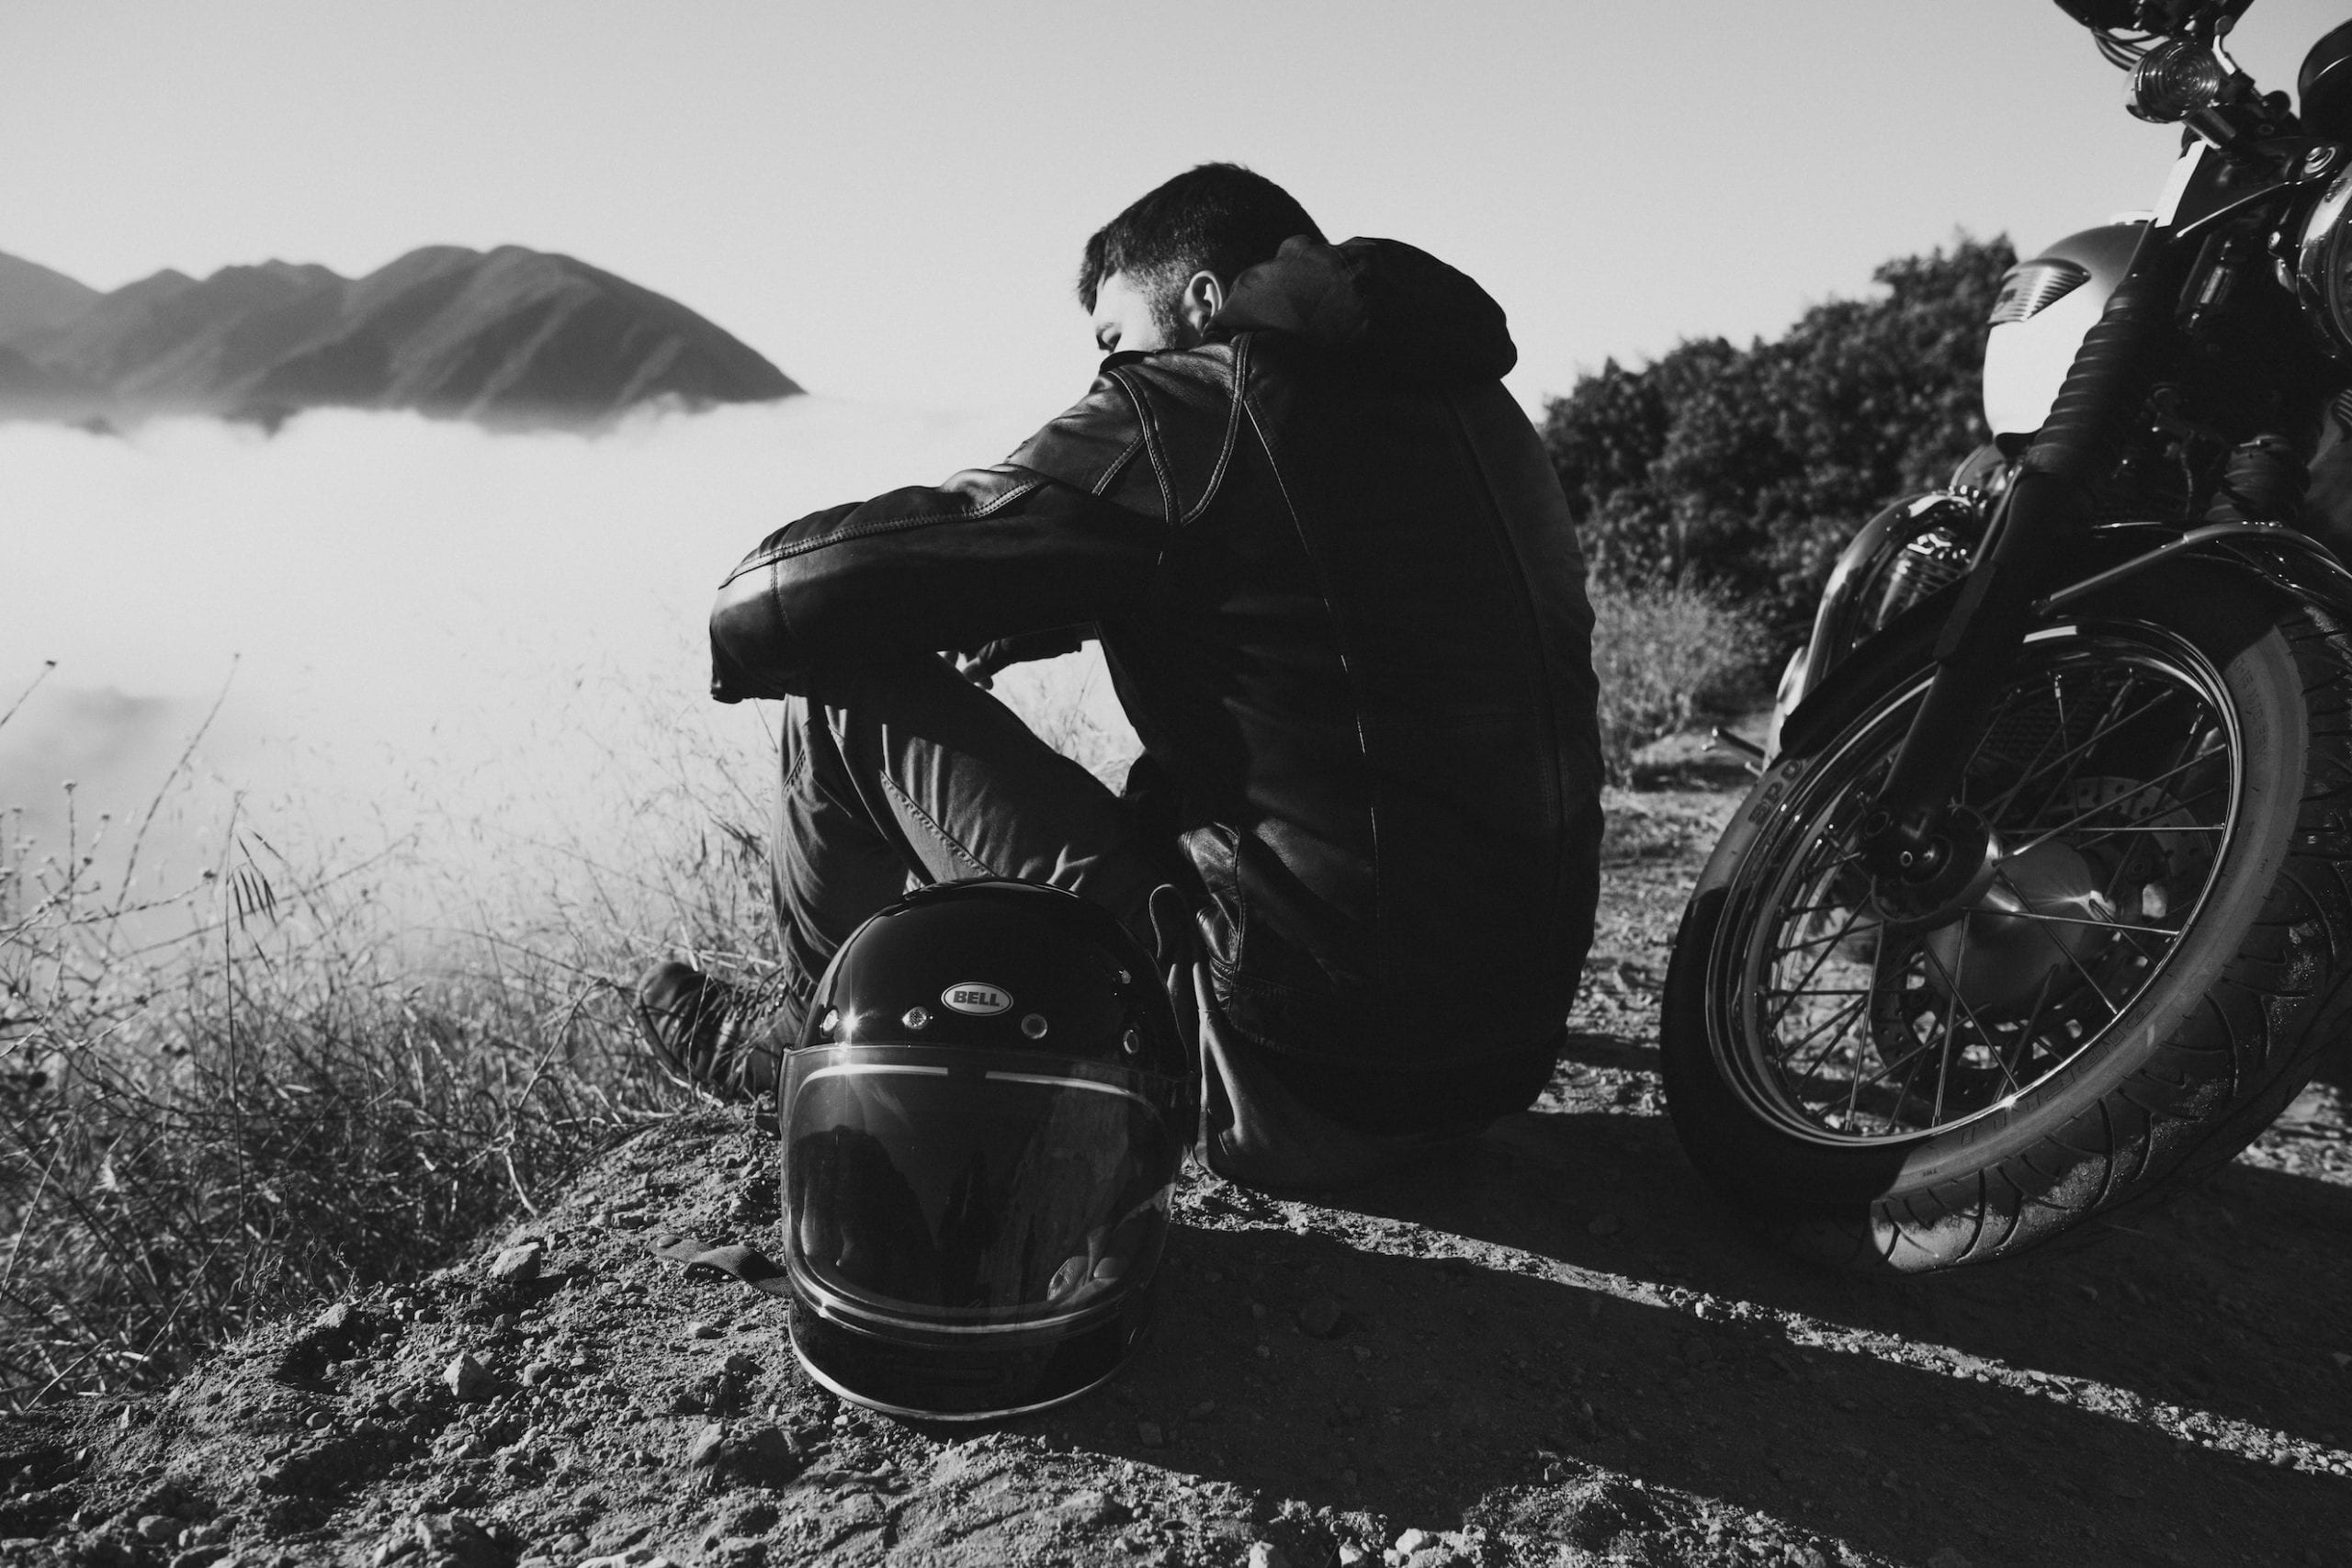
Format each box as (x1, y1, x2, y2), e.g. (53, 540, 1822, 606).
(1662, 569, 2352, 1272)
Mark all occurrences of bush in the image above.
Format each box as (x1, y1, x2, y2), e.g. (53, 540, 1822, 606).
(1544, 235, 2014, 637)
(0, 673, 777, 1411)
(1589, 582, 1758, 786)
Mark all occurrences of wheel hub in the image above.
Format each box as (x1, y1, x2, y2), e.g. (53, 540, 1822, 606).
(1921, 839, 2114, 1016)
(1867, 806, 2003, 931)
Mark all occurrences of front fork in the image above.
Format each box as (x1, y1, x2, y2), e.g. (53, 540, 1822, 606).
(1859, 230, 2199, 907)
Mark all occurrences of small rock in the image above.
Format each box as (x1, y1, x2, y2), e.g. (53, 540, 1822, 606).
(1247, 1545, 1291, 1568)
(1926, 1551, 1973, 1568)
(443, 1352, 493, 1403)
(717, 1502, 780, 1536)
(1395, 1529, 1433, 1554)
(520, 1359, 559, 1388)
(1060, 1490, 1127, 1526)
(1136, 1421, 1165, 1448)
(2332, 1351, 2351, 1370)
(1338, 1547, 1370, 1566)
(1296, 1294, 1343, 1338)
(683, 1421, 801, 1486)
(689, 1423, 729, 1469)
(685, 1320, 722, 1340)
(1188, 1399, 1217, 1419)
(406, 1513, 504, 1568)
(137, 1516, 180, 1543)
(1681, 1337, 1715, 1367)
(488, 1243, 542, 1284)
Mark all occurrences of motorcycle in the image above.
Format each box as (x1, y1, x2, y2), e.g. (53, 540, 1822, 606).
(1665, 0, 2352, 1271)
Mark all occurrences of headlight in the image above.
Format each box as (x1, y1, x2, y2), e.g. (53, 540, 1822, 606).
(2130, 40, 2229, 124)
(1987, 260, 2090, 325)
(2294, 165, 2352, 357)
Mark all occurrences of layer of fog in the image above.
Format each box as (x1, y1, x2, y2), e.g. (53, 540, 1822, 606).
(1, 401, 1139, 954)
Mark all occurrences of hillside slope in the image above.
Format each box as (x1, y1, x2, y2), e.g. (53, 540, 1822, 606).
(3, 793, 2346, 1568)
(0, 247, 797, 431)
(0, 252, 99, 343)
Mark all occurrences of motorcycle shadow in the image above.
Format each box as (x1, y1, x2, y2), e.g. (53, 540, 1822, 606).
(1387, 1108, 2350, 1424)
(1069, 1120, 2352, 1567)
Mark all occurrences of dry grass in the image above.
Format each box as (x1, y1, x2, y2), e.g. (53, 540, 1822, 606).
(0, 664, 781, 1412)
(0, 605, 1727, 1411)
(1588, 581, 1760, 786)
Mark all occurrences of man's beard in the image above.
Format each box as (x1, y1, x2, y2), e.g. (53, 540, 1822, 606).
(1148, 285, 1202, 351)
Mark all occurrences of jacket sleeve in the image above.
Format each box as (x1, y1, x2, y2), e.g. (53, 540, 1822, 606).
(707, 375, 1170, 700)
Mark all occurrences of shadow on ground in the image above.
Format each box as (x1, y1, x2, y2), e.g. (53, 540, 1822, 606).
(1023, 1102, 2352, 1568)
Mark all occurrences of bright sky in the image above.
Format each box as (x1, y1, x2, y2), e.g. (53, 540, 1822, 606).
(5, 0, 2347, 421)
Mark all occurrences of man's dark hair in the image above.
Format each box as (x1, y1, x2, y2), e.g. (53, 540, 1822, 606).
(1077, 163, 1323, 315)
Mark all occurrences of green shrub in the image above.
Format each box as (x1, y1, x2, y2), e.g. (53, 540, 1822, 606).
(1589, 582, 1758, 786)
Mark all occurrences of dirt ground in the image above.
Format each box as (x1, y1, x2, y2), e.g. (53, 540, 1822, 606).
(6, 780, 2352, 1568)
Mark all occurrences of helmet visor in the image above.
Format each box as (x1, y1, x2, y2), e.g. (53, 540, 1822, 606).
(781, 1044, 1182, 1333)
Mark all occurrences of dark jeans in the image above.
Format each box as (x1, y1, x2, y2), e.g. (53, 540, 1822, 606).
(760, 655, 1507, 1192)
(764, 655, 1170, 1032)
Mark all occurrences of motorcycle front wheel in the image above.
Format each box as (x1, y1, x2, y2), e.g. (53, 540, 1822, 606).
(1662, 571, 2352, 1271)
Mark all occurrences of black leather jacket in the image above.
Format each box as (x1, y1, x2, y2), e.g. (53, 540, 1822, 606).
(710, 237, 1601, 1125)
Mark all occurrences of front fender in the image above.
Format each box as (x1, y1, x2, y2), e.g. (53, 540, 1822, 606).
(2039, 520, 2352, 621)
(1777, 519, 2352, 761)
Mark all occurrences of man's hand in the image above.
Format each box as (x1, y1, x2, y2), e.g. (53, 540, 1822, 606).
(954, 646, 1011, 690)
(950, 627, 1091, 689)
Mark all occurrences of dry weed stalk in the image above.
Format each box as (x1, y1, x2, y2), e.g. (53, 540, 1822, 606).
(0, 664, 783, 1412)
(1588, 582, 1758, 785)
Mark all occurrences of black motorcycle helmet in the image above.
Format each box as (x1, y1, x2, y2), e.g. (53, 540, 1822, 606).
(778, 877, 1193, 1420)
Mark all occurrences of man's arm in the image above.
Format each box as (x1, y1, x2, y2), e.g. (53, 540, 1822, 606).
(707, 375, 1169, 701)
(954, 626, 1092, 689)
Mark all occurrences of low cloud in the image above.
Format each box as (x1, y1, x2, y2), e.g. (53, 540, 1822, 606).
(1, 399, 1132, 930)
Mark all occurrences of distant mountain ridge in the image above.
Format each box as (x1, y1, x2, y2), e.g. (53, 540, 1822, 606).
(0, 252, 101, 342)
(0, 245, 799, 431)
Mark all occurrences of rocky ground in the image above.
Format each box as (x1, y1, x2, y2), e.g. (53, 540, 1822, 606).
(5, 775, 2352, 1568)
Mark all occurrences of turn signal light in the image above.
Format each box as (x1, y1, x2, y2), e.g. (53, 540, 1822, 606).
(2130, 40, 2229, 123)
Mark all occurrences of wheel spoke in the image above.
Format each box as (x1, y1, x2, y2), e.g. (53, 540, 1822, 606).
(2004, 753, 2217, 861)
(2020, 674, 2139, 823)
(1928, 934, 1966, 1125)
(1772, 901, 1875, 958)
(1883, 1010, 1946, 1134)
(1770, 990, 1872, 1068)
(1973, 677, 2064, 800)
(1984, 674, 2160, 818)
(1974, 906, 2178, 939)
(2001, 967, 2062, 1092)
(1990, 869, 2122, 1018)
(1723, 621, 2243, 1145)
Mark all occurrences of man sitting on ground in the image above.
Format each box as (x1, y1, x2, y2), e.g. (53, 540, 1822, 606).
(638, 163, 1602, 1190)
